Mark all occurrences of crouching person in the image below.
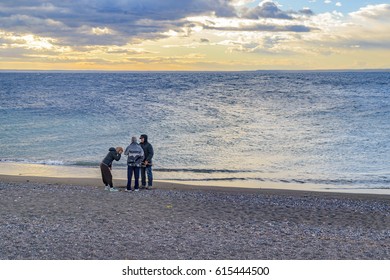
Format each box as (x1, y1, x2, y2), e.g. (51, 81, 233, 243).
(100, 147, 123, 192)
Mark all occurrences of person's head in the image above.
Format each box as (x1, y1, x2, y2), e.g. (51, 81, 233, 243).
(140, 134, 148, 143)
(116, 147, 123, 154)
(131, 136, 137, 143)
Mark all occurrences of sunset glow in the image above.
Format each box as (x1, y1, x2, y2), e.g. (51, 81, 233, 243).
(0, 1, 389, 71)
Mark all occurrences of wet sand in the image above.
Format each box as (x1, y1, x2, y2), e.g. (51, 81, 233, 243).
(0, 174, 389, 259)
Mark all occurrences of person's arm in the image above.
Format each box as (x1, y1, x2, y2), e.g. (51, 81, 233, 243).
(146, 145, 154, 162)
(114, 153, 121, 161)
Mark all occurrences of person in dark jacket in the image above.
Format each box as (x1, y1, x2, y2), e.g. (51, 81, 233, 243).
(140, 134, 154, 189)
(100, 147, 123, 192)
(124, 136, 144, 191)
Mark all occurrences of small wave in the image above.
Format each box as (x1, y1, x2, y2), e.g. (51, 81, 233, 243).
(0, 158, 106, 167)
(161, 176, 390, 189)
(154, 168, 256, 174)
(304, 178, 390, 186)
(165, 177, 252, 182)
(37, 160, 66, 165)
(0, 158, 66, 166)
(73, 161, 101, 167)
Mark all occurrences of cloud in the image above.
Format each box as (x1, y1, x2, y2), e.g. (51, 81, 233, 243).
(214, 3, 390, 58)
(0, 0, 237, 46)
(219, 34, 299, 55)
(241, 1, 293, 19)
(0, 0, 316, 50)
(286, 4, 390, 54)
(204, 23, 313, 32)
(1, 1, 388, 70)
(343, 4, 390, 49)
(189, 1, 314, 35)
(230, 0, 257, 6)
(299, 8, 315, 16)
(350, 4, 390, 20)
(0, 30, 66, 52)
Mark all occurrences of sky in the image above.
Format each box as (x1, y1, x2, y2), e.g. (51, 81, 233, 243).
(0, 0, 389, 71)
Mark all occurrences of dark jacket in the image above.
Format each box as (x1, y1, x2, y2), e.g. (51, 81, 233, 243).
(102, 147, 121, 168)
(140, 135, 154, 164)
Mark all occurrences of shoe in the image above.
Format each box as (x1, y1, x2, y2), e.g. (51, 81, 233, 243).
(110, 187, 119, 192)
(104, 185, 110, 191)
(125, 189, 129, 192)
(146, 186, 152, 190)
(134, 189, 139, 192)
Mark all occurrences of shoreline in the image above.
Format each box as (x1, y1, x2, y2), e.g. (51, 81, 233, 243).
(1, 174, 390, 201)
(1, 161, 390, 196)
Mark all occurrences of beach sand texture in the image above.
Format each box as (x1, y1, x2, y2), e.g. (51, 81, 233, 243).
(0, 175, 389, 260)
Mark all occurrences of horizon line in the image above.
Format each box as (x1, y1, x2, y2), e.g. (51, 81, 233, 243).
(1, 68, 389, 73)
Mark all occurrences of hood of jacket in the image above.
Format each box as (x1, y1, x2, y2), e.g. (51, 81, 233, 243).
(109, 147, 116, 152)
(141, 134, 148, 143)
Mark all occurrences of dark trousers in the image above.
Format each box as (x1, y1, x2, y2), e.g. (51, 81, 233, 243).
(127, 165, 140, 190)
(141, 165, 153, 187)
(100, 163, 113, 188)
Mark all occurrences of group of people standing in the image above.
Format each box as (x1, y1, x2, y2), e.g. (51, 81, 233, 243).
(100, 134, 154, 192)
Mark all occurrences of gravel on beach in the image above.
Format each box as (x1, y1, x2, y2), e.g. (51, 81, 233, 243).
(0, 181, 389, 260)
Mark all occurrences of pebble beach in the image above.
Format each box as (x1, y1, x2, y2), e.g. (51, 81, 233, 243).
(0, 175, 389, 260)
